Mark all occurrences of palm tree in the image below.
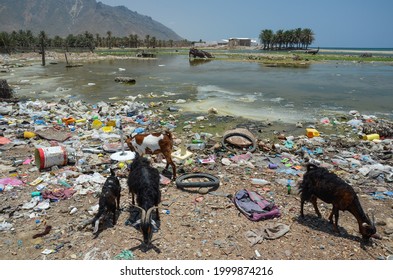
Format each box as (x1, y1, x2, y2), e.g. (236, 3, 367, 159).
(95, 33, 101, 48)
(294, 28, 302, 49)
(52, 35, 64, 48)
(275, 29, 285, 50)
(301, 28, 315, 49)
(259, 29, 273, 50)
(106, 31, 112, 49)
(0, 32, 13, 54)
(144, 35, 150, 48)
(26, 30, 35, 50)
(84, 31, 95, 52)
(150, 36, 157, 48)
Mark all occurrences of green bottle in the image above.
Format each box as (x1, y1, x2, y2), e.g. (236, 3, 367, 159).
(287, 180, 291, 194)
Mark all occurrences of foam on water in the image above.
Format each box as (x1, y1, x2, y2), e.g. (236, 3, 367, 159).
(180, 85, 315, 123)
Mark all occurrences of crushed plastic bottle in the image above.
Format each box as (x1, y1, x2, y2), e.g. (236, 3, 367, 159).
(187, 142, 206, 150)
(0, 221, 13, 231)
(251, 178, 270, 185)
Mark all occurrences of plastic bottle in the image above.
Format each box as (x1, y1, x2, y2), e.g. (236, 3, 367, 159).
(251, 178, 270, 185)
(187, 142, 205, 150)
(13, 160, 23, 166)
(31, 191, 41, 197)
(331, 158, 348, 166)
(58, 174, 72, 188)
(362, 134, 380, 141)
(287, 181, 291, 194)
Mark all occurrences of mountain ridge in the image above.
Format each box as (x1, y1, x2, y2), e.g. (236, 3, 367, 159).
(0, 0, 183, 40)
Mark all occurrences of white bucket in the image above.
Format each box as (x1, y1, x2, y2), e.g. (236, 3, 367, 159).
(35, 146, 68, 169)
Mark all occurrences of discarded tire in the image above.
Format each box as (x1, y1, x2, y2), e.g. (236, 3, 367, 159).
(222, 132, 257, 153)
(176, 173, 220, 189)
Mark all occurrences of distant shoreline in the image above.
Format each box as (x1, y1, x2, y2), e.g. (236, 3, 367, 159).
(318, 48, 393, 55)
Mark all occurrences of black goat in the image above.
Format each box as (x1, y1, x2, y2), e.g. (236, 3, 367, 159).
(299, 164, 380, 240)
(127, 153, 161, 245)
(92, 169, 121, 234)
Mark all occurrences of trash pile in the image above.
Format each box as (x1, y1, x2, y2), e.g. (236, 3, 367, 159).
(1, 97, 393, 259)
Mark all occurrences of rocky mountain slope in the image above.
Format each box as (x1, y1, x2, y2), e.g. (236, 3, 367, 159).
(0, 0, 183, 40)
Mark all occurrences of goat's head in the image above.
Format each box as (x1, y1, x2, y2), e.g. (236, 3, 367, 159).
(360, 213, 380, 240)
(125, 136, 136, 152)
(133, 205, 158, 245)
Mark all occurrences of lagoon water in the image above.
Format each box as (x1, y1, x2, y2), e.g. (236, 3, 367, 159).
(4, 54, 393, 123)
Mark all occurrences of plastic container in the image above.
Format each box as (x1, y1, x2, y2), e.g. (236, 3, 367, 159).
(102, 126, 113, 133)
(362, 134, 380, 141)
(106, 120, 116, 127)
(306, 128, 320, 138)
(268, 163, 278, 169)
(62, 117, 75, 125)
(91, 119, 103, 129)
(24, 131, 36, 138)
(35, 146, 68, 170)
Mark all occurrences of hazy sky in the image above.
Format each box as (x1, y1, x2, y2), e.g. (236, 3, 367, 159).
(99, 0, 393, 48)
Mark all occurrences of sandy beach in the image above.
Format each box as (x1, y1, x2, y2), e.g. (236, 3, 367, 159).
(319, 48, 393, 55)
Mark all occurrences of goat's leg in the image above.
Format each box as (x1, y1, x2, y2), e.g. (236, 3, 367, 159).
(170, 160, 176, 179)
(156, 207, 160, 221)
(311, 195, 322, 218)
(112, 208, 117, 225)
(300, 198, 305, 218)
(332, 207, 340, 233)
(163, 152, 176, 179)
(328, 209, 334, 223)
(116, 193, 121, 210)
(131, 192, 135, 205)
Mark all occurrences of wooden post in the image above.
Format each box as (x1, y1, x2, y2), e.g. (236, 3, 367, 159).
(41, 38, 46, 66)
(65, 52, 69, 65)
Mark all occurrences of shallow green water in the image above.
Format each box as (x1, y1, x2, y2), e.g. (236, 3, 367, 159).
(4, 55, 393, 123)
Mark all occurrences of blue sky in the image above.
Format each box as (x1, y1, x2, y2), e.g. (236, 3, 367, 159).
(99, 0, 393, 48)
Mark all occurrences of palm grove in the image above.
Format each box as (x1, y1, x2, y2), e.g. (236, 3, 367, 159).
(259, 28, 315, 50)
(0, 30, 192, 54)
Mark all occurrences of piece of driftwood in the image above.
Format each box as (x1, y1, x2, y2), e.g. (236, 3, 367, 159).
(65, 64, 83, 68)
(114, 77, 136, 84)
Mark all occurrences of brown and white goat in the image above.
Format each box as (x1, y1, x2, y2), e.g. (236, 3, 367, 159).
(299, 164, 380, 240)
(126, 130, 176, 179)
